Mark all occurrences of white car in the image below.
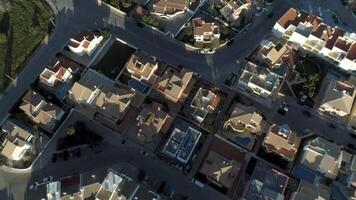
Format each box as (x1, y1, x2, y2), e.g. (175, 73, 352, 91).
(43, 176, 53, 183)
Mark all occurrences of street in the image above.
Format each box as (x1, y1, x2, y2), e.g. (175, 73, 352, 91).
(0, 0, 355, 199)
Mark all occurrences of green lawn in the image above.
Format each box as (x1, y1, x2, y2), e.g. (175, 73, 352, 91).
(0, 0, 52, 93)
(292, 58, 328, 98)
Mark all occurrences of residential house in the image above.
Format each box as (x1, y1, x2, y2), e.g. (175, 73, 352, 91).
(68, 70, 135, 124)
(154, 66, 194, 103)
(192, 18, 220, 44)
(263, 124, 301, 161)
(19, 90, 65, 132)
(197, 135, 249, 196)
(136, 102, 172, 143)
(273, 8, 356, 73)
(39, 55, 82, 100)
(35, 170, 159, 200)
(152, 0, 189, 18)
(199, 150, 241, 190)
(251, 36, 296, 77)
(162, 126, 201, 164)
(290, 180, 330, 200)
(67, 31, 103, 56)
(348, 155, 356, 189)
(224, 103, 263, 135)
(219, 1, 252, 26)
(0, 120, 34, 161)
(190, 87, 221, 123)
(241, 160, 289, 200)
(272, 8, 321, 41)
(125, 51, 158, 84)
(237, 61, 281, 99)
(319, 80, 356, 120)
(300, 137, 342, 179)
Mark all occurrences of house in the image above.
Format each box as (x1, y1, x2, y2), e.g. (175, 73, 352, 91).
(67, 31, 103, 56)
(262, 124, 301, 161)
(237, 61, 281, 99)
(300, 137, 342, 179)
(272, 8, 321, 40)
(224, 103, 263, 135)
(154, 66, 194, 103)
(290, 180, 330, 200)
(19, 90, 65, 132)
(190, 87, 221, 123)
(197, 135, 249, 196)
(252, 36, 295, 74)
(192, 18, 220, 44)
(273, 8, 356, 73)
(152, 0, 189, 18)
(136, 102, 172, 143)
(319, 80, 356, 120)
(0, 120, 34, 161)
(125, 51, 158, 84)
(241, 160, 289, 200)
(68, 70, 135, 123)
(39, 56, 80, 88)
(35, 170, 159, 200)
(38, 55, 82, 100)
(199, 150, 241, 189)
(219, 1, 252, 26)
(161, 126, 201, 164)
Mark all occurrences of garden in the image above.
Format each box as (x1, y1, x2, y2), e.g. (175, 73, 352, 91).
(102, 0, 138, 14)
(92, 40, 136, 79)
(176, 12, 233, 50)
(0, 0, 52, 94)
(291, 57, 328, 99)
(56, 121, 103, 151)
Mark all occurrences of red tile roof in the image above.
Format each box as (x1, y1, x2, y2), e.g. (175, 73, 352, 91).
(347, 43, 356, 60)
(334, 37, 352, 52)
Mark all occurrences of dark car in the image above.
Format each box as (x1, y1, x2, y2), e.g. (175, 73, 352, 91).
(74, 148, 81, 157)
(63, 150, 69, 161)
(350, 133, 356, 139)
(302, 110, 312, 117)
(267, 13, 274, 19)
(298, 95, 308, 105)
(327, 123, 336, 129)
(278, 102, 288, 115)
(51, 153, 57, 163)
(347, 143, 356, 150)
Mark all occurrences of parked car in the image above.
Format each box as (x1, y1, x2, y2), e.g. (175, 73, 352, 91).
(29, 182, 39, 190)
(327, 123, 336, 129)
(140, 150, 149, 157)
(51, 153, 57, 163)
(143, 175, 150, 184)
(74, 148, 81, 157)
(302, 110, 312, 117)
(350, 133, 356, 139)
(267, 12, 274, 18)
(43, 176, 53, 183)
(63, 150, 69, 161)
(347, 143, 356, 150)
(278, 101, 289, 115)
(298, 95, 308, 105)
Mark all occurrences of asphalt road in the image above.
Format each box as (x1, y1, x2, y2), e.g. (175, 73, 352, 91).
(0, 0, 355, 199)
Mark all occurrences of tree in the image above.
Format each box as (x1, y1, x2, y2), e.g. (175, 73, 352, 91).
(66, 125, 76, 136)
(0, 33, 7, 44)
